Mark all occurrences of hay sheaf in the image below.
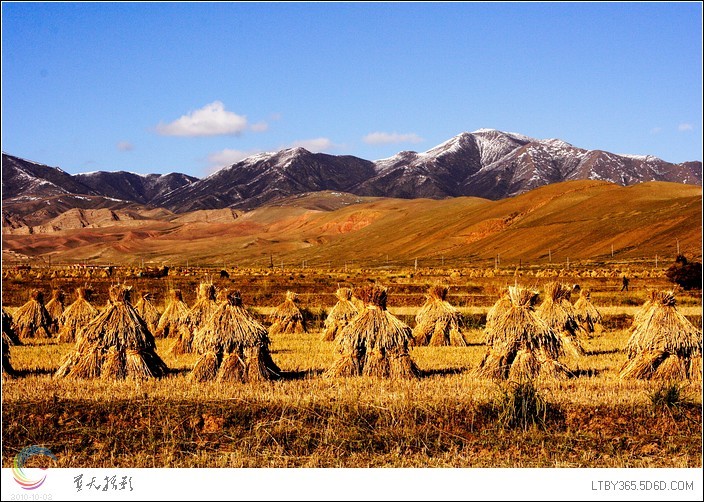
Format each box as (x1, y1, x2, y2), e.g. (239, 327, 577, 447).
(155, 289, 190, 338)
(325, 284, 419, 379)
(268, 291, 307, 336)
(322, 288, 358, 342)
(620, 291, 702, 380)
(190, 290, 279, 382)
(536, 282, 586, 358)
(58, 288, 99, 344)
(135, 292, 162, 335)
(412, 284, 467, 347)
(484, 292, 512, 346)
(12, 290, 53, 340)
(55, 285, 168, 380)
(171, 283, 217, 356)
(573, 289, 603, 335)
(2, 307, 22, 346)
(2, 308, 17, 377)
(45, 289, 66, 335)
(475, 285, 568, 382)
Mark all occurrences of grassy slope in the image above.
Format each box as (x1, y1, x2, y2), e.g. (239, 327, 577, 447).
(2, 180, 701, 266)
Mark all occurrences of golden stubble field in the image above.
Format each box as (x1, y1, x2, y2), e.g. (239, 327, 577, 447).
(1, 264, 702, 468)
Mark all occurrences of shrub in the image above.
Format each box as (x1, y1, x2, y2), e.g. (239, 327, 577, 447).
(647, 381, 689, 413)
(665, 255, 702, 291)
(494, 380, 549, 431)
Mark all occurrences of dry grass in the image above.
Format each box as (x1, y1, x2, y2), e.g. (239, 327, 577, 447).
(2, 322, 701, 467)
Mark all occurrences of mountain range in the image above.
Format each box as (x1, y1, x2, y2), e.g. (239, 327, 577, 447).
(3, 129, 701, 226)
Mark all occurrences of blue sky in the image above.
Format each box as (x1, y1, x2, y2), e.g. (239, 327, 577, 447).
(2, 2, 702, 178)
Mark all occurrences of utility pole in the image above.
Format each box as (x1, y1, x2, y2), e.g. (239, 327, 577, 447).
(566, 257, 570, 270)
(611, 244, 614, 258)
(414, 258, 418, 272)
(676, 238, 680, 255)
(548, 248, 551, 263)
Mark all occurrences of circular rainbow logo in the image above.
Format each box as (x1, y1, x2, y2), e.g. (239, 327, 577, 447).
(12, 446, 57, 490)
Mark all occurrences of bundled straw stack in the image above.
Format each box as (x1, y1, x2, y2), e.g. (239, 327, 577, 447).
(536, 282, 585, 358)
(631, 293, 657, 327)
(12, 290, 53, 340)
(58, 287, 99, 343)
(268, 291, 306, 336)
(475, 285, 568, 381)
(620, 291, 702, 380)
(135, 292, 162, 335)
(55, 284, 168, 380)
(171, 282, 217, 355)
(485, 290, 511, 334)
(190, 289, 280, 382)
(412, 284, 467, 346)
(155, 289, 190, 338)
(45, 289, 66, 335)
(326, 284, 419, 379)
(322, 288, 358, 342)
(2, 308, 18, 376)
(2, 307, 22, 346)
(573, 289, 603, 335)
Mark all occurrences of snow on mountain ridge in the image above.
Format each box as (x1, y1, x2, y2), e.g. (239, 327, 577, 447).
(618, 153, 661, 162)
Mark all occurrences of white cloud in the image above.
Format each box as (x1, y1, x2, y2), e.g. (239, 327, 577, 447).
(678, 123, 693, 132)
(288, 137, 334, 152)
(250, 121, 269, 132)
(650, 127, 662, 135)
(363, 131, 424, 145)
(156, 101, 248, 137)
(117, 141, 134, 151)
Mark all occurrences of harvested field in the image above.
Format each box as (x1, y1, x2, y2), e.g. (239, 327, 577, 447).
(1, 264, 701, 468)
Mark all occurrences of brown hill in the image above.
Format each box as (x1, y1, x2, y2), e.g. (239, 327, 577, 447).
(171, 208, 242, 224)
(2, 180, 701, 267)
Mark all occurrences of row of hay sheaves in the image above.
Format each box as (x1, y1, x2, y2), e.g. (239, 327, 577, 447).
(2, 281, 701, 382)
